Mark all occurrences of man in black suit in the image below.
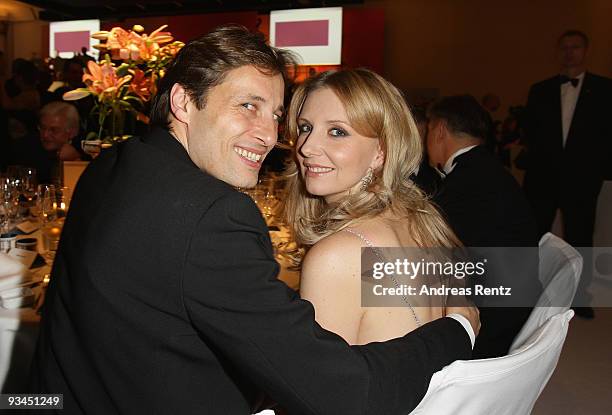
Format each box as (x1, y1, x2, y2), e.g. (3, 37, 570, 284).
(30, 26, 479, 414)
(426, 95, 539, 358)
(523, 30, 612, 319)
(411, 106, 440, 195)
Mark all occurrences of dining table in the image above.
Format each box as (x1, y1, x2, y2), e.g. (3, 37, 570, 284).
(0, 226, 51, 393)
(1, 178, 611, 406)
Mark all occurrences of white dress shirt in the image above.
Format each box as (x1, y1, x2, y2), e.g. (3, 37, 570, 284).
(560, 72, 584, 147)
(438, 145, 479, 177)
(447, 313, 476, 348)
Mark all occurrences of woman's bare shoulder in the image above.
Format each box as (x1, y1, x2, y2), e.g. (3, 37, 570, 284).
(302, 230, 363, 270)
(347, 216, 418, 248)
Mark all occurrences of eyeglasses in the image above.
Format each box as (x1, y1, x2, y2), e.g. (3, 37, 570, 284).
(37, 125, 69, 135)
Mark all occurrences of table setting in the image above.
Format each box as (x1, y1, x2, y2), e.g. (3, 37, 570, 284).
(1, 167, 65, 392)
(0, 240, 52, 393)
(241, 173, 300, 291)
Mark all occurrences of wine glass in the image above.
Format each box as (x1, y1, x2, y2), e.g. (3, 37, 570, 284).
(56, 186, 72, 218)
(36, 184, 60, 262)
(1, 176, 20, 234)
(20, 167, 38, 208)
(258, 176, 282, 225)
(36, 184, 57, 224)
(5, 165, 22, 180)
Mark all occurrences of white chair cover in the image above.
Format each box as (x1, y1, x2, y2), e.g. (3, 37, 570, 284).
(409, 310, 574, 415)
(510, 233, 582, 351)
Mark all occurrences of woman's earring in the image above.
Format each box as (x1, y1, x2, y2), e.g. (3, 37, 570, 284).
(360, 167, 374, 191)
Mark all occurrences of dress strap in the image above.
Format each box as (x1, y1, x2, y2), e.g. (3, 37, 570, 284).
(342, 228, 422, 327)
(343, 228, 376, 248)
(343, 228, 385, 262)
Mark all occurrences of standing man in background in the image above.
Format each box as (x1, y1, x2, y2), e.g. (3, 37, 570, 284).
(523, 30, 612, 319)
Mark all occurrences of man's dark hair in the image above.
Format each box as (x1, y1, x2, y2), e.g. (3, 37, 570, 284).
(558, 30, 589, 48)
(410, 106, 428, 126)
(427, 95, 489, 141)
(13, 59, 39, 86)
(63, 58, 84, 72)
(150, 24, 296, 129)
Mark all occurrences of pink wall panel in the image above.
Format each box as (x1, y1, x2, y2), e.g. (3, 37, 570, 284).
(54, 31, 90, 52)
(275, 20, 329, 47)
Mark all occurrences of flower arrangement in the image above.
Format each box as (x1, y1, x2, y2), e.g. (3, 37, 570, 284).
(63, 25, 184, 147)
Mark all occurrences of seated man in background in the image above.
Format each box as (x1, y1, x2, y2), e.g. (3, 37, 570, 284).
(8, 101, 85, 183)
(411, 105, 441, 195)
(38, 101, 84, 160)
(426, 94, 540, 358)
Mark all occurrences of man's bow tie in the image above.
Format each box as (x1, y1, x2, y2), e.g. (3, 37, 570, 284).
(560, 75, 579, 87)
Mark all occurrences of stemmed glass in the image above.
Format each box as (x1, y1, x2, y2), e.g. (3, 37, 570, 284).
(1, 176, 20, 235)
(240, 175, 285, 226)
(20, 167, 38, 208)
(36, 184, 57, 224)
(55, 187, 72, 218)
(36, 184, 60, 262)
(258, 176, 283, 225)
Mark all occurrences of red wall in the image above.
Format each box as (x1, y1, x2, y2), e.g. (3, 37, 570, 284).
(102, 12, 259, 42)
(342, 8, 384, 74)
(99, 7, 384, 74)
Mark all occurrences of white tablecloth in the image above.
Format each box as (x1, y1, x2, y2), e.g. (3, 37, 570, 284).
(0, 264, 47, 393)
(0, 302, 40, 392)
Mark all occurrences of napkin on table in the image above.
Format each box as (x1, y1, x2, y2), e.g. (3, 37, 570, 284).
(0, 252, 27, 291)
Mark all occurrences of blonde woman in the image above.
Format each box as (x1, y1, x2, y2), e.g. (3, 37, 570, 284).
(284, 69, 461, 345)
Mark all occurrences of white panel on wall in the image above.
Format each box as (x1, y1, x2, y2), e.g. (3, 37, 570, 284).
(270, 7, 342, 65)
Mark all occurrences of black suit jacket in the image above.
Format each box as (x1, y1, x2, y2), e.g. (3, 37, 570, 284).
(433, 145, 540, 358)
(434, 146, 538, 248)
(30, 128, 471, 414)
(523, 72, 612, 204)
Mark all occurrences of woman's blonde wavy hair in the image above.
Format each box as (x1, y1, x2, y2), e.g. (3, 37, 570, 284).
(283, 68, 460, 256)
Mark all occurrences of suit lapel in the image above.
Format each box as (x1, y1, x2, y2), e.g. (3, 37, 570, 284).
(565, 72, 592, 147)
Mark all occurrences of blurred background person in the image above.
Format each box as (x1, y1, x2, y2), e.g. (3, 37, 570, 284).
(481, 93, 501, 155)
(51, 58, 85, 99)
(2, 58, 40, 112)
(523, 30, 612, 319)
(410, 105, 440, 195)
(426, 94, 540, 358)
(51, 58, 94, 135)
(7, 101, 85, 184)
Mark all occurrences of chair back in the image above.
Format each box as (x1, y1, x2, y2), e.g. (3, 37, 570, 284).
(410, 310, 574, 415)
(510, 233, 582, 351)
(62, 161, 89, 192)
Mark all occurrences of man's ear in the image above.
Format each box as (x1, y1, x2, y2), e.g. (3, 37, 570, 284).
(67, 126, 79, 142)
(430, 119, 445, 143)
(169, 83, 190, 124)
(438, 120, 448, 141)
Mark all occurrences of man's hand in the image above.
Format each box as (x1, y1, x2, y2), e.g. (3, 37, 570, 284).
(447, 304, 480, 337)
(58, 143, 82, 161)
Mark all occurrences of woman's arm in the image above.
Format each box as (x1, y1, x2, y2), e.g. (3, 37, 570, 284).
(300, 232, 365, 344)
(184, 192, 472, 414)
